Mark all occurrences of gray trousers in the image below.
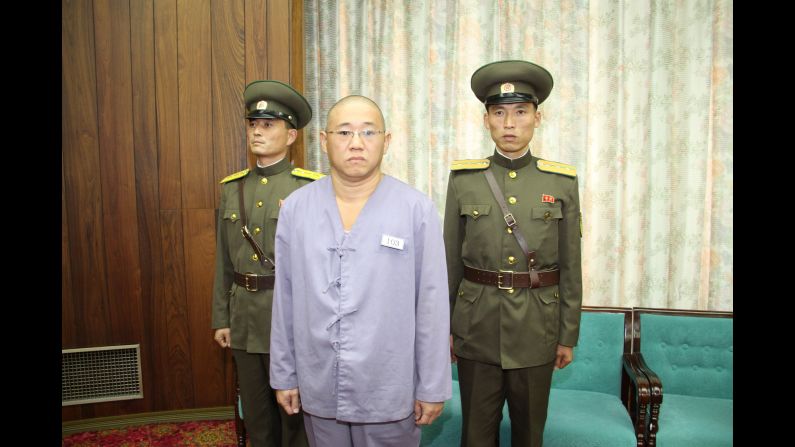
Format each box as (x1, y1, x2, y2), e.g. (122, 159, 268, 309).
(457, 357, 555, 447)
(233, 349, 308, 447)
(302, 412, 420, 447)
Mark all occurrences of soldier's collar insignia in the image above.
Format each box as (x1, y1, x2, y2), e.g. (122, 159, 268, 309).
(256, 100, 268, 111)
(500, 82, 515, 93)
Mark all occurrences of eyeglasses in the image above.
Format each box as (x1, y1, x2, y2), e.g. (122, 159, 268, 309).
(325, 129, 386, 142)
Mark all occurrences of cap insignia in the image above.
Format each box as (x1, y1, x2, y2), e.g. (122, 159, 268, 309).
(500, 83, 515, 93)
(256, 100, 268, 111)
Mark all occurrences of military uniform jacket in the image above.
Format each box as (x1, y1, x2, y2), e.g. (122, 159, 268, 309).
(212, 157, 320, 353)
(444, 149, 583, 369)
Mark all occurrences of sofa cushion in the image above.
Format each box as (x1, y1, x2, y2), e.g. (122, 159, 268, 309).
(542, 388, 638, 446)
(654, 393, 733, 446)
(642, 314, 733, 399)
(552, 311, 627, 395)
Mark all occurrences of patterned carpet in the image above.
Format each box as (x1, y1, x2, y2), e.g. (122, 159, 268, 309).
(62, 420, 241, 447)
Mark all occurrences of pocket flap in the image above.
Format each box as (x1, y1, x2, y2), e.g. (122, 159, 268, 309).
(461, 204, 491, 220)
(532, 207, 563, 220)
(223, 209, 240, 222)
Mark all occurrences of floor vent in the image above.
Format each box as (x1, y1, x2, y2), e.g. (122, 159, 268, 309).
(62, 344, 143, 406)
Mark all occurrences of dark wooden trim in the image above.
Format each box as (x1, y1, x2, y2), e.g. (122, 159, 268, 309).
(290, 0, 306, 168)
(62, 406, 235, 436)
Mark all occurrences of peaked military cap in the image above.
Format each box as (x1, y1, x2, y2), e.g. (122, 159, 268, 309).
(244, 80, 312, 129)
(471, 60, 554, 106)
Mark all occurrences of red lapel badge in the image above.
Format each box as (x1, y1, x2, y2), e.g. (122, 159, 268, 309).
(542, 194, 555, 203)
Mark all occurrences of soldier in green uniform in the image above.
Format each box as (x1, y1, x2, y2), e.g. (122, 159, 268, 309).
(212, 80, 322, 447)
(444, 60, 583, 447)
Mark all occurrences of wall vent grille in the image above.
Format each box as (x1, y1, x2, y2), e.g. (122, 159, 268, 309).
(62, 344, 143, 406)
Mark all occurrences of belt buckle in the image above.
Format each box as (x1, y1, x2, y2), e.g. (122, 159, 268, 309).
(243, 272, 258, 292)
(497, 270, 514, 290)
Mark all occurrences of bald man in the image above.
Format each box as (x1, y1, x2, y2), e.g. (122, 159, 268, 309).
(269, 96, 452, 447)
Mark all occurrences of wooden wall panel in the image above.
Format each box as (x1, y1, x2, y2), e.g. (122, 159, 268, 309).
(130, 0, 160, 411)
(290, 0, 306, 167)
(212, 0, 247, 209)
(62, 0, 112, 349)
(245, 0, 268, 83)
(183, 209, 226, 407)
(160, 210, 196, 409)
(267, 0, 291, 83)
(62, 0, 305, 421)
(154, 0, 182, 210)
(93, 0, 147, 414)
(177, 0, 213, 209)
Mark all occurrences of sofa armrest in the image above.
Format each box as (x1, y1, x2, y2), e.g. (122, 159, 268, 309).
(633, 352, 663, 446)
(621, 353, 652, 447)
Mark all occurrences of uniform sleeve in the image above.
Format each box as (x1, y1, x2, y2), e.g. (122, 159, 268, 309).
(211, 186, 234, 329)
(442, 172, 465, 320)
(269, 200, 298, 390)
(414, 200, 452, 403)
(557, 176, 583, 347)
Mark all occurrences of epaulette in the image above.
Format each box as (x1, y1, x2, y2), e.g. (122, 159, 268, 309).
(291, 167, 325, 181)
(219, 169, 249, 184)
(536, 159, 576, 178)
(451, 159, 490, 171)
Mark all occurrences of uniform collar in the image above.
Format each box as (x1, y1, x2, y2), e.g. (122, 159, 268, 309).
(253, 157, 291, 177)
(489, 147, 533, 170)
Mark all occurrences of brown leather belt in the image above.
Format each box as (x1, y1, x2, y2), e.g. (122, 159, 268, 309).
(464, 265, 560, 289)
(234, 272, 275, 292)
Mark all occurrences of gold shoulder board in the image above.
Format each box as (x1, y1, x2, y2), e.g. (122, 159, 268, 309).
(536, 159, 576, 177)
(291, 167, 325, 181)
(451, 159, 490, 171)
(220, 169, 250, 184)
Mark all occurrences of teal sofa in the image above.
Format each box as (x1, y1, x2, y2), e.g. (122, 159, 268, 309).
(633, 308, 733, 447)
(422, 307, 650, 446)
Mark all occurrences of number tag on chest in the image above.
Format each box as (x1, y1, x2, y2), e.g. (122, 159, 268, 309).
(380, 234, 405, 250)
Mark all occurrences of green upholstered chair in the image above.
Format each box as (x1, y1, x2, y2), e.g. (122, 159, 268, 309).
(632, 309, 733, 447)
(541, 307, 650, 447)
(422, 307, 651, 446)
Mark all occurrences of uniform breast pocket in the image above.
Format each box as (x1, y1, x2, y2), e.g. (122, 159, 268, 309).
(530, 206, 563, 259)
(461, 204, 492, 240)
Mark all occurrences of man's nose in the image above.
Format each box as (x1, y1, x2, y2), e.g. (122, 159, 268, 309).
(504, 114, 515, 128)
(349, 131, 365, 148)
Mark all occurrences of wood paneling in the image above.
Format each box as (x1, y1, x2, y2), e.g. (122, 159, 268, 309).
(177, 0, 213, 209)
(290, 0, 306, 167)
(245, 0, 268, 83)
(161, 210, 196, 409)
(130, 0, 159, 411)
(183, 209, 226, 407)
(62, 0, 305, 421)
(62, 0, 112, 349)
(267, 0, 291, 83)
(212, 0, 247, 208)
(154, 0, 182, 210)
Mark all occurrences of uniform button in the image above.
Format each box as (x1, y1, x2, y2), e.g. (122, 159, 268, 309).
(256, 201, 263, 207)
(506, 227, 513, 234)
(231, 213, 237, 220)
(508, 171, 517, 179)
(473, 210, 479, 216)
(554, 291, 559, 298)
(260, 177, 268, 185)
(253, 227, 261, 234)
(507, 256, 517, 265)
(544, 211, 551, 219)
(508, 196, 517, 205)
(251, 254, 259, 261)
(458, 290, 464, 296)
(506, 288, 515, 294)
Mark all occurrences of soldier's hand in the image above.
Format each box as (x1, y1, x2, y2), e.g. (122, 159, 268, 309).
(276, 388, 302, 415)
(555, 344, 574, 369)
(214, 328, 231, 348)
(414, 400, 444, 425)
